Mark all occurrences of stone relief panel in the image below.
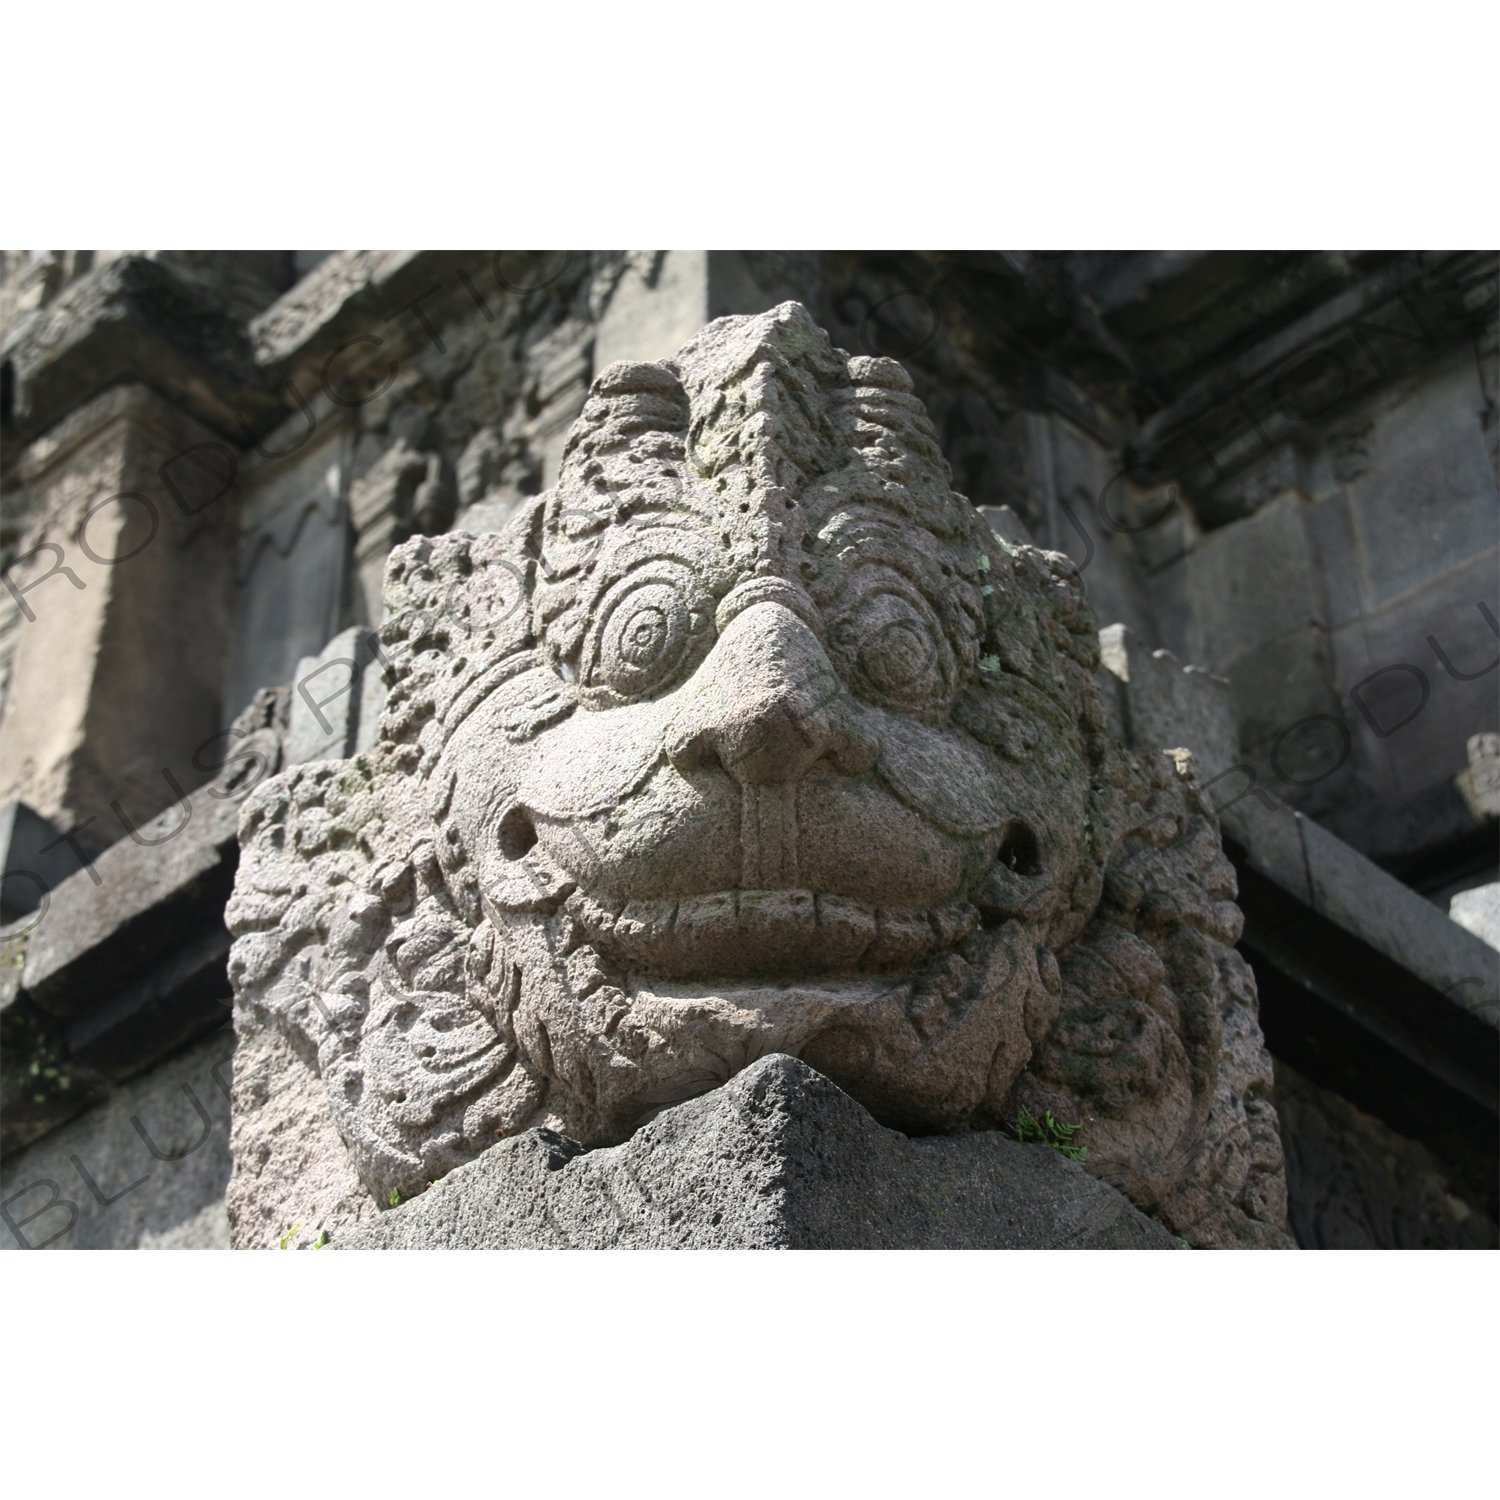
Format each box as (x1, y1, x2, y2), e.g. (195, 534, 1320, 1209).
(226, 303, 1291, 1249)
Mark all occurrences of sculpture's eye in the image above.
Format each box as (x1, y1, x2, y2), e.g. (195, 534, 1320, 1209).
(582, 571, 712, 703)
(616, 606, 660, 664)
(830, 587, 952, 713)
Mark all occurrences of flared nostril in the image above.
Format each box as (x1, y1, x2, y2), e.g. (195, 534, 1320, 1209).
(664, 723, 723, 775)
(496, 805, 538, 861)
(996, 821, 1041, 876)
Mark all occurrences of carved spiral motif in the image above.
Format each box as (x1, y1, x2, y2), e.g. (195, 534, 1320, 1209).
(829, 583, 955, 715)
(582, 564, 713, 704)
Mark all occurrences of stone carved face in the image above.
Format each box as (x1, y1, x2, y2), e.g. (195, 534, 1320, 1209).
(227, 304, 1289, 1249)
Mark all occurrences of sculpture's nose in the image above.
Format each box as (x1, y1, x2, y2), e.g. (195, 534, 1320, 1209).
(665, 592, 876, 787)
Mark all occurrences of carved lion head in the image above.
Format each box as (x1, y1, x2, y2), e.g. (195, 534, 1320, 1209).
(227, 304, 1288, 1248)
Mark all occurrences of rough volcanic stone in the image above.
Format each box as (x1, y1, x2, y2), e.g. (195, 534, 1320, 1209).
(1457, 732, 1500, 822)
(338, 1054, 1180, 1250)
(285, 627, 387, 766)
(1218, 789, 1499, 1028)
(1, 688, 285, 1154)
(1300, 812, 1499, 1025)
(227, 428, 349, 722)
(22, 686, 286, 1021)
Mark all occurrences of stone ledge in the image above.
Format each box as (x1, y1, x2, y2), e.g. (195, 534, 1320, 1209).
(1224, 793, 1500, 1028)
(21, 786, 241, 1018)
(1, 690, 286, 1150)
(247, 250, 490, 385)
(0, 1031, 232, 1250)
(2, 256, 281, 446)
(337, 1054, 1182, 1251)
(247, 250, 422, 373)
(13, 382, 231, 491)
(1450, 883, 1500, 950)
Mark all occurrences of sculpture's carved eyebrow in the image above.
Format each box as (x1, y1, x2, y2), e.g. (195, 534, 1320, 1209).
(525, 506, 691, 583)
(611, 509, 698, 529)
(818, 528, 959, 596)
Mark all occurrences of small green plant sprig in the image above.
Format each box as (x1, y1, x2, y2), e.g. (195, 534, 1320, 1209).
(278, 1224, 330, 1249)
(3, 1003, 75, 1106)
(1004, 1105, 1088, 1164)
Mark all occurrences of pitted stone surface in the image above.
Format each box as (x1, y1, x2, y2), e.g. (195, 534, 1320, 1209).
(337, 1054, 1180, 1250)
(228, 302, 1291, 1251)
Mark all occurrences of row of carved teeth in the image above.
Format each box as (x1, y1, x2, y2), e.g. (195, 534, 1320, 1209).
(564, 887, 982, 970)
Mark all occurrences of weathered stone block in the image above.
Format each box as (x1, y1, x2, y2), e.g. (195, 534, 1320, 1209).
(1228, 622, 1348, 795)
(2, 690, 283, 1151)
(1162, 495, 1356, 809)
(1088, 630, 1486, 1038)
(1217, 793, 1312, 906)
(21, 786, 240, 1019)
(1300, 814, 1498, 1021)
(451, 494, 519, 533)
(282, 627, 389, 765)
(1274, 1059, 1497, 1250)
(1302, 489, 1364, 629)
(0, 385, 239, 834)
(1186, 492, 1325, 661)
(17, 686, 283, 1041)
(1006, 413, 1157, 647)
(286, 627, 377, 765)
(1098, 621, 1239, 782)
(247, 250, 476, 389)
(338, 1054, 1181, 1251)
(1329, 547, 1499, 811)
(593, 251, 813, 370)
(1223, 787, 1499, 1027)
(1456, 732, 1500, 821)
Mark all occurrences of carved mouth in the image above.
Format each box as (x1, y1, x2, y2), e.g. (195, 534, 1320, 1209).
(566, 886, 981, 980)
